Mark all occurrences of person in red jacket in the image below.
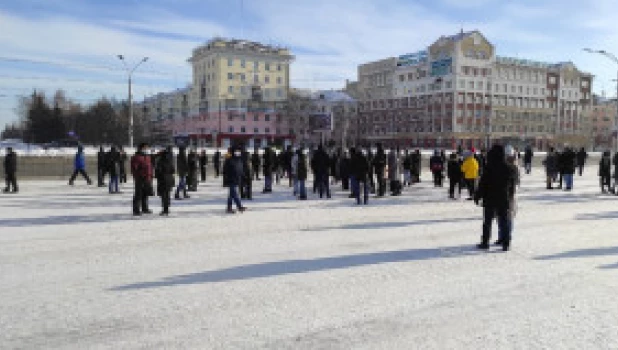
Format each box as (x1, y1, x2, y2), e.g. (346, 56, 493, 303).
(131, 143, 154, 216)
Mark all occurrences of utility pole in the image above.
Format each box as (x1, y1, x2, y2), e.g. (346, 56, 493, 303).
(117, 55, 149, 148)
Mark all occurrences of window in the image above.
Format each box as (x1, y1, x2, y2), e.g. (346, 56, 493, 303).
(228, 73, 234, 80)
(549, 76, 556, 84)
(228, 86, 234, 93)
(265, 63, 271, 71)
(241, 59, 246, 68)
(277, 64, 282, 71)
(241, 126, 246, 133)
(240, 73, 246, 82)
(228, 58, 234, 66)
(265, 127, 270, 134)
(277, 77, 282, 84)
(277, 89, 283, 98)
(265, 114, 270, 121)
(265, 76, 270, 83)
(254, 114, 259, 121)
(477, 81, 483, 90)
(459, 80, 466, 89)
(228, 126, 234, 132)
(468, 81, 474, 89)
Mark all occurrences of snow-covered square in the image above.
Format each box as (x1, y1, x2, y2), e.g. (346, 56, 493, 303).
(1, 169, 618, 349)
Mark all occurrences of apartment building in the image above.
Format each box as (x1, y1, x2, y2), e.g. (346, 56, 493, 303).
(143, 38, 296, 148)
(589, 97, 617, 150)
(356, 30, 594, 150)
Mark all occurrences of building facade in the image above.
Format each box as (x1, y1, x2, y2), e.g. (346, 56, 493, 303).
(589, 97, 617, 150)
(356, 31, 594, 150)
(143, 38, 296, 148)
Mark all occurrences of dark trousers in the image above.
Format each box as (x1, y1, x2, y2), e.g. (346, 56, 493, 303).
(240, 178, 252, 199)
(214, 163, 220, 177)
(352, 177, 369, 204)
(448, 178, 461, 198)
(97, 168, 105, 186)
(432, 172, 443, 187)
(342, 177, 349, 191)
(254, 170, 260, 181)
(601, 175, 611, 192)
(482, 206, 510, 245)
(133, 179, 150, 214)
(175, 176, 187, 197)
(227, 185, 242, 210)
(161, 190, 171, 213)
(200, 167, 206, 182)
(69, 169, 91, 184)
(578, 165, 584, 176)
(464, 178, 476, 198)
(317, 173, 331, 198)
(264, 175, 273, 191)
(4, 172, 18, 192)
(368, 173, 376, 193)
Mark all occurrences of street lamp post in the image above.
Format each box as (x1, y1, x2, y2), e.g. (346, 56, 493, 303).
(117, 55, 149, 148)
(583, 48, 618, 152)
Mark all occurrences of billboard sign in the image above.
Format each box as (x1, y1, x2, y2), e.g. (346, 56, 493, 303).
(309, 113, 333, 132)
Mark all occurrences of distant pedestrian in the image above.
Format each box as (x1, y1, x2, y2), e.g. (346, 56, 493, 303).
(411, 149, 422, 183)
(131, 143, 154, 216)
(199, 150, 208, 182)
(388, 148, 402, 196)
(240, 148, 253, 200)
(577, 147, 587, 176)
(119, 147, 128, 183)
(599, 151, 612, 193)
(97, 146, 106, 187)
(296, 149, 308, 200)
(447, 153, 462, 199)
(543, 148, 558, 190)
(223, 147, 246, 214)
(175, 146, 190, 199)
(312, 144, 331, 199)
(562, 147, 576, 190)
(402, 150, 412, 186)
(3, 147, 18, 193)
(373, 144, 387, 196)
(350, 148, 370, 205)
(213, 149, 221, 177)
(523, 146, 533, 175)
(187, 149, 198, 192)
(106, 146, 121, 194)
(155, 146, 175, 216)
(69, 145, 92, 186)
(251, 148, 261, 181)
(429, 150, 444, 187)
(461, 150, 479, 200)
(262, 147, 275, 193)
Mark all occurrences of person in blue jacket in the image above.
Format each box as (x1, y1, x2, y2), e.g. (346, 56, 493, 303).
(69, 145, 92, 186)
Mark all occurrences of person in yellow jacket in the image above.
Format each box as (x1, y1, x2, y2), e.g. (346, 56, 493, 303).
(461, 151, 479, 200)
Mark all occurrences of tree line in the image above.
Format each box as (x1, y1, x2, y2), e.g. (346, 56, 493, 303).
(0, 90, 161, 146)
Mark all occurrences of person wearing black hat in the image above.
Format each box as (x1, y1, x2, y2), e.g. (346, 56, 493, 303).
(213, 149, 222, 177)
(155, 146, 175, 216)
(474, 144, 517, 251)
(199, 150, 208, 182)
(131, 143, 154, 216)
(223, 147, 246, 213)
(3, 147, 18, 193)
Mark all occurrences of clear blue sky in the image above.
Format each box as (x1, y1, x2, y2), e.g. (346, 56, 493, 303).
(1, 0, 617, 127)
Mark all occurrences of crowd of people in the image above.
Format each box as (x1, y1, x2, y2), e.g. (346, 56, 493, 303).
(2, 141, 612, 252)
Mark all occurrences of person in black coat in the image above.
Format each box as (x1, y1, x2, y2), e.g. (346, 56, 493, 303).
(599, 151, 612, 193)
(223, 148, 246, 213)
(213, 149, 221, 177)
(312, 144, 331, 199)
(447, 153, 462, 199)
(187, 149, 198, 192)
(296, 149, 308, 200)
(474, 144, 517, 251)
(340, 151, 351, 191)
(251, 148, 261, 181)
(262, 147, 275, 193)
(366, 149, 376, 193)
(240, 148, 253, 200)
(175, 146, 190, 199)
(561, 147, 576, 190)
(3, 147, 18, 193)
(119, 147, 128, 183)
(523, 146, 533, 175)
(411, 149, 422, 183)
(372, 144, 387, 197)
(429, 150, 444, 187)
(97, 146, 106, 187)
(576, 147, 587, 176)
(199, 150, 208, 182)
(155, 147, 175, 216)
(106, 146, 121, 194)
(350, 148, 370, 205)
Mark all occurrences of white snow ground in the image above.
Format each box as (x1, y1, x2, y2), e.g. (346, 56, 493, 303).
(1, 169, 618, 349)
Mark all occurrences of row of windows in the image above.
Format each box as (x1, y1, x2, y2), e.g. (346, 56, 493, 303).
(227, 73, 283, 85)
(227, 114, 279, 122)
(227, 58, 283, 72)
(228, 126, 279, 134)
(226, 86, 285, 97)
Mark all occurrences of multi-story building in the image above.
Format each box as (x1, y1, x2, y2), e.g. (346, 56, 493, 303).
(589, 96, 617, 150)
(144, 38, 296, 148)
(356, 31, 594, 150)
